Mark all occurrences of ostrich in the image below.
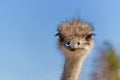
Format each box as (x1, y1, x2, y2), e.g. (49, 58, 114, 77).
(56, 20, 95, 80)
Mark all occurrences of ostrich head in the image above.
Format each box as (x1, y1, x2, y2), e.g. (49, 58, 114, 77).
(56, 20, 95, 57)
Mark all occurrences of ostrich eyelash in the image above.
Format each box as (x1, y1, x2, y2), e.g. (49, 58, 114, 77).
(91, 33, 96, 38)
(92, 33, 96, 36)
(55, 33, 59, 36)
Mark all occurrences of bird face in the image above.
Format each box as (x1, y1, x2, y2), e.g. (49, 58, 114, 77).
(63, 33, 94, 51)
(57, 32, 94, 52)
(56, 21, 95, 52)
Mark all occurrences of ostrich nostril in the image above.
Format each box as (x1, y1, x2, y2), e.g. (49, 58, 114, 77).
(77, 42, 80, 45)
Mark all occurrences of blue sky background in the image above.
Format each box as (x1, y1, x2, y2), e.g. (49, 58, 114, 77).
(0, 0, 120, 80)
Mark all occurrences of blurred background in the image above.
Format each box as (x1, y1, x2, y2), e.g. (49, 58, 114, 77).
(0, 0, 120, 80)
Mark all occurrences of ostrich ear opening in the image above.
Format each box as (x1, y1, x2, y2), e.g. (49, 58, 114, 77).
(54, 33, 59, 37)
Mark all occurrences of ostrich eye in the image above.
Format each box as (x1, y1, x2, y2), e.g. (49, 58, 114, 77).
(64, 41, 70, 47)
(85, 33, 95, 41)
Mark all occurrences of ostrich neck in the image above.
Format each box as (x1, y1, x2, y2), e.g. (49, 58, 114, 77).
(61, 53, 88, 80)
